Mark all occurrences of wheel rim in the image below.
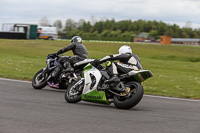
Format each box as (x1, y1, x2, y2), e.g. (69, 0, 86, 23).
(67, 83, 83, 98)
(35, 72, 45, 85)
(117, 84, 137, 101)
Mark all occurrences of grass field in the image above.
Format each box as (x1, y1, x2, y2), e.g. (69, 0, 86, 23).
(0, 39, 200, 99)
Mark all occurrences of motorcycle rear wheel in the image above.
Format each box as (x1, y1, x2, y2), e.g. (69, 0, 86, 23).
(113, 82, 143, 109)
(32, 69, 47, 89)
(65, 80, 83, 103)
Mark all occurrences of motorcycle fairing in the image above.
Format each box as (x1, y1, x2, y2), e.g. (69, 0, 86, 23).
(81, 64, 111, 105)
(82, 65, 101, 94)
(47, 82, 59, 88)
(81, 89, 111, 105)
(128, 70, 153, 82)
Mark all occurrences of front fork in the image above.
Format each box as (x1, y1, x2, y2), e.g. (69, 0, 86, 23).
(41, 68, 47, 77)
(35, 68, 47, 84)
(68, 72, 80, 84)
(40, 67, 52, 81)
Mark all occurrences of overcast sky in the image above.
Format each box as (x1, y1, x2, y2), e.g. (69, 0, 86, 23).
(1, 0, 200, 30)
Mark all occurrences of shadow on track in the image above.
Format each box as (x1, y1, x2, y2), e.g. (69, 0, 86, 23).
(64, 101, 145, 111)
(31, 87, 145, 111)
(31, 87, 66, 93)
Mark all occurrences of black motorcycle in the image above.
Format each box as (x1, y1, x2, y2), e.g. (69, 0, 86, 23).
(32, 54, 94, 90)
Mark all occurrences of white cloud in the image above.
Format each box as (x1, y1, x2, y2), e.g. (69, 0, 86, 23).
(0, 0, 200, 29)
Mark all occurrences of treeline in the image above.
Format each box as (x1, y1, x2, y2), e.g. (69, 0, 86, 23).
(52, 19, 200, 42)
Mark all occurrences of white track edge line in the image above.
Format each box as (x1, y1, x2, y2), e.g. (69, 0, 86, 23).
(0, 77, 199, 102)
(144, 95, 200, 102)
(0, 77, 31, 83)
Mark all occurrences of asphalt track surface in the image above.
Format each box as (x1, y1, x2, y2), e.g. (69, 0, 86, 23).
(0, 78, 200, 133)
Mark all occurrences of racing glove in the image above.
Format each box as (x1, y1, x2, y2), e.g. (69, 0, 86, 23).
(91, 59, 100, 67)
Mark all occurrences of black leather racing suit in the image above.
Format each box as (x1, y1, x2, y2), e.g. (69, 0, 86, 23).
(57, 42, 88, 64)
(99, 53, 142, 75)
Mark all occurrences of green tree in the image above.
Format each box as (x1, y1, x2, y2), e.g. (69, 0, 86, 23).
(82, 21, 92, 33)
(116, 20, 132, 32)
(180, 29, 189, 38)
(64, 19, 75, 31)
(172, 24, 180, 38)
(67, 29, 79, 38)
(61, 18, 200, 40)
(158, 21, 168, 35)
(165, 28, 173, 37)
(93, 21, 104, 33)
(149, 30, 159, 39)
(77, 19, 86, 30)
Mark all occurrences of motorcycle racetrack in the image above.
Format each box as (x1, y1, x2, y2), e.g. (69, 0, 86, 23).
(0, 78, 200, 133)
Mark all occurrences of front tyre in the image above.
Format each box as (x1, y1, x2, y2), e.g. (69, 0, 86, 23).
(113, 82, 144, 109)
(32, 69, 47, 89)
(65, 80, 84, 103)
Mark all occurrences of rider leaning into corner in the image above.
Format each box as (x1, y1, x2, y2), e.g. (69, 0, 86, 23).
(50, 36, 88, 78)
(92, 45, 143, 92)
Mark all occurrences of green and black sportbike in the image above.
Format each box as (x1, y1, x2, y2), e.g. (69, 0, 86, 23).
(65, 63, 153, 109)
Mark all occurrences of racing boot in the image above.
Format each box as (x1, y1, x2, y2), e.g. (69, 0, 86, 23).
(105, 75, 120, 83)
(112, 82, 126, 92)
(63, 62, 74, 72)
(105, 75, 127, 92)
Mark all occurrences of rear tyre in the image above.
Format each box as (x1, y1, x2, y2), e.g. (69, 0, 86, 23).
(32, 69, 47, 89)
(65, 80, 84, 103)
(113, 82, 144, 109)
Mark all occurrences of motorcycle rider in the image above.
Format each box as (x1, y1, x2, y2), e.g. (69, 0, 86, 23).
(50, 36, 88, 78)
(92, 45, 142, 92)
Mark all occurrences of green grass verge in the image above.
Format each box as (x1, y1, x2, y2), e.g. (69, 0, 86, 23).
(0, 39, 200, 99)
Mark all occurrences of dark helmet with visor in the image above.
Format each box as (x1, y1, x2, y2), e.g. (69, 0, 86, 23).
(71, 36, 82, 43)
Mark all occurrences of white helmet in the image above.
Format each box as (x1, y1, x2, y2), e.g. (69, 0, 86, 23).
(118, 45, 132, 54)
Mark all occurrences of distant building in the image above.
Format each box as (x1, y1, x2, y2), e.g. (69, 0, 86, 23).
(133, 32, 155, 42)
(160, 36, 171, 45)
(133, 32, 148, 42)
(159, 36, 200, 46)
(134, 36, 146, 42)
(134, 33, 200, 46)
(171, 38, 200, 45)
(0, 23, 38, 39)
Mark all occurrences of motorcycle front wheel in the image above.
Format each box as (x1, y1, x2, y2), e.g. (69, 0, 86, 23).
(113, 82, 144, 109)
(65, 79, 84, 103)
(32, 69, 47, 89)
